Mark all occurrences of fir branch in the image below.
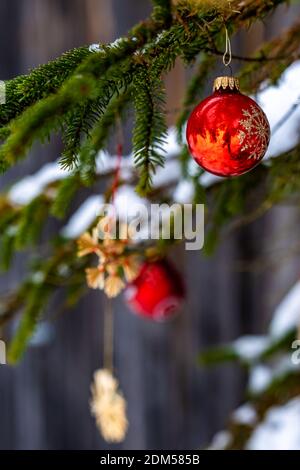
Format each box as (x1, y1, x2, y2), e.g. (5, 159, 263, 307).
(79, 91, 131, 185)
(204, 174, 263, 255)
(178, 144, 190, 178)
(0, 0, 294, 367)
(0, 230, 16, 271)
(0, 46, 92, 127)
(151, 0, 172, 26)
(226, 371, 300, 450)
(0, 0, 288, 174)
(0, 59, 133, 172)
(0, 201, 19, 233)
(60, 104, 91, 170)
(198, 328, 296, 368)
(203, 144, 300, 256)
(267, 144, 300, 204)
(60, 62, 133, 173)
(0, 127, 10, 140)
(0, 9, 170, 171)
(132, 64, 167, 195)
(50, 175, 80, 219)
(238, 19, 300, 93)
(15, 196, 49, 249)
(199, 345, 241, 367)
(233, 0, 288, 23)
(0, 74, 99, 171)
(7, 284, 52, 364)
(3, 143, 300, 361)
(0, 288, 26, 327)
(0, 13, 163, 129)
(6, 240, 87, 363)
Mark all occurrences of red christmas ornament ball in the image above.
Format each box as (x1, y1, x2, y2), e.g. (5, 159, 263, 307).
(124, 259, 185, 321)
(186, 76, 270, 177)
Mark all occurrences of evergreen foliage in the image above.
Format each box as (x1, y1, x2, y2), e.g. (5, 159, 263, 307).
(1, 0, 298, 374)
(133, 63, 167, 194)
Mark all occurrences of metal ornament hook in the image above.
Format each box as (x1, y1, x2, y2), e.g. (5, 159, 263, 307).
(223, 26, 232, 69)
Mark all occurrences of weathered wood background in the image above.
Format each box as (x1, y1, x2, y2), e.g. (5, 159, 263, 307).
(0, 0, 299, 450)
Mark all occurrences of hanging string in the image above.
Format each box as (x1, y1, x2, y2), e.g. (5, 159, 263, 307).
(103, 119, 124, 372)
(223, 25, 233, 75)
(223, 25, 232, 66)
(111, 117, 124, 205)
(103, 296, 114, 371)
(111, 143, 123, 206)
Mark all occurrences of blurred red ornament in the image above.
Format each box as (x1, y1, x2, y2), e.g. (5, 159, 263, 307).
(124, 259, 185, 321)
(186, 76, 270, 177)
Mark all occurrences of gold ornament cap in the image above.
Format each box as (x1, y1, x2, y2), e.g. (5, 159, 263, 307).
(213, 76, 240, 92)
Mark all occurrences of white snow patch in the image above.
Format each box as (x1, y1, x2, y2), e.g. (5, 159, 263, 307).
(113, 185, 149, 220)
(8, 162, 69, 205)
(270, 280, 300, 338)
(154, 31, 167, 45)
(232, 335, 271, 361)
(173, 180, 194, 203)
(110, 38, 125, 49)
(6, 225, 18, 236)
(200, 172, 224, 188)
(88, 43, 103, 53)
(31, 271, 46, 285)
(6, 129, 185, 210)
(249, 364, 272, 394)
(275, 354, 300, 374)
(232, 404, 257, 426)
(153, 159, 180, 187)
(186, 159, 224, 189)
(246, 397, 300, 450)
(95, 150, 133, 177)
(249, 356, 299, 395)
(62, 195, 104, 239)
(164, 127, 181, 157)
(208, 431, 232, 450)
(258, 61, 300, 158)
(187, 159, 200, 178)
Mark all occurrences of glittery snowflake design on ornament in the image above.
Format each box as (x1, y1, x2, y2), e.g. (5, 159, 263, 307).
(238, 105, 270, 160)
